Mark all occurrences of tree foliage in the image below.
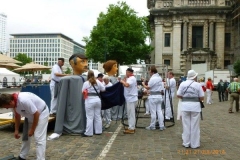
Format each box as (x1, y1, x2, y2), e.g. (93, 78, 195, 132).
(42, 62, 51, 74)
(14, 53, 32, 66)
(233, 60, 240, 75)
(83, 1, 152, 65)
(65, 67, 72, 74)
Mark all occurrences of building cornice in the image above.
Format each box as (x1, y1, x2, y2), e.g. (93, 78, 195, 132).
(150, 6, 232, 15)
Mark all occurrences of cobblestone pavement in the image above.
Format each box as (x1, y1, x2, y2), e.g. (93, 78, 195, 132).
(1, 92, 240, 160)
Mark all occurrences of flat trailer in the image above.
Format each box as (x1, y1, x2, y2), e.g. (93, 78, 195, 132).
(0, 112, 55, 127)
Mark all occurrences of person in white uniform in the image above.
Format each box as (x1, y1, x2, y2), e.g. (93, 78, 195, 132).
(82, 70, 105, 137)
(177, 70, 204, 149)
(0, 92, 49, 160)
(102, 75, 112, 129)
(49, 58, 68, 115)
(142, 66, 166, 131)
(164, 71, 176, 120)
(120, 68, 138, 134)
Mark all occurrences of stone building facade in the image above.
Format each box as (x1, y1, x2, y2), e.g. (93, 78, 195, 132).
(147, 0, 237, 74)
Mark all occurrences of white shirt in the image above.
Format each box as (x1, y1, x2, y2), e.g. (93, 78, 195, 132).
(82, 79, 105, 103)
(16, 92, 49, 122)
(50, 64, 62, 86)
(166, 77, 176, 97)
(123, 76, 138, 102)
(104, 82, 113, 87)
(177, 80, 204, 112)
(148, 73, 164, 99)
(109, 76, 118, 84)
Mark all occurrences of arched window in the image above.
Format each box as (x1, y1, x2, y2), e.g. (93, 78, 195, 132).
(12, 77, 16, 86)
(3, 77, 7, 87)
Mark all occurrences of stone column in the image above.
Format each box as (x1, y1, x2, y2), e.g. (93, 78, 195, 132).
(204, 21, 208, 48)
(188, 22, 192, 48)
(154, 21, 163, 65)
(209, 21, 214, 50)
(172, 21, 182, 71)
(215, 22, 225, 69)
(183, 22, 188, 51)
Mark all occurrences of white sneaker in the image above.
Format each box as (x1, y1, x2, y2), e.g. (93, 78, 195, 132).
(105, 123, 111, 129)
(145, 126, 156, 130)
(144, 113, 150, 116)
(159, 126, 166, 131)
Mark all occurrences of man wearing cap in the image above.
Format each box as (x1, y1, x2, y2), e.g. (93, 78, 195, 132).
(206, 77, 213, 104)
(120, 68, 138, 134)
(49, 58, 68, 115)
(177, 70, 204, 149)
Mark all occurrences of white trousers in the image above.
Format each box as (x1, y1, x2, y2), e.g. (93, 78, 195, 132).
(145, 99, 150, 113)
(182, 111, 200, 148)
(165, 93, 174, 119)
(102, 109, 111, 125)
(149, 98, 164, 128)
(126, 101, 137, 130)
(206, 89, 212, 104)
(20, 116, 49, 160)
(85, 101, 102, 135)
(50, 85, 57, 114)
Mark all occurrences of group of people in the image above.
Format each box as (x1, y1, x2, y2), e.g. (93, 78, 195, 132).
(1, 53, 240, 159)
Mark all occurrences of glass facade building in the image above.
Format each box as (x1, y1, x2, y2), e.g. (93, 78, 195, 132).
(8, 33, 85, 71)
(0, 13, 7, 53)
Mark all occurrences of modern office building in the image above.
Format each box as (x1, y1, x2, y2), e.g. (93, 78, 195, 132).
(8, 33, 85, 71)
(0, 13, 7, 53)
(147, 0, 238, 74)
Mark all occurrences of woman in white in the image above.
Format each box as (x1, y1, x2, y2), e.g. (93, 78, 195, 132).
(82, 70, 105, 137)
(177, 70, 204, 148)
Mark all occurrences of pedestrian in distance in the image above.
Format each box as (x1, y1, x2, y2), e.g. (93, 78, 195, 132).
(216, 79, 225, 102)
(227, 78, 240, 113)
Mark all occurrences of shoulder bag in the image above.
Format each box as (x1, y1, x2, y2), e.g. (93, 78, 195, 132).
(92, 84, 106, 110)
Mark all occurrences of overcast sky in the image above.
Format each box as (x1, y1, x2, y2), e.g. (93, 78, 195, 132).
(0, 0, 149, 46)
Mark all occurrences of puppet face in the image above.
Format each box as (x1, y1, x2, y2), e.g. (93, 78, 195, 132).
(70, 57, 88, 74)
(109, 63, 118, 75)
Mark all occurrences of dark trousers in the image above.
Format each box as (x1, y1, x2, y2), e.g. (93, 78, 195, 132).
(225, 91, 228, 101)
(218, 92, 225, 102)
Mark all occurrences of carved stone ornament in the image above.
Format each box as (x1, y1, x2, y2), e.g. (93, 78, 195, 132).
(163, 22, 172, 27)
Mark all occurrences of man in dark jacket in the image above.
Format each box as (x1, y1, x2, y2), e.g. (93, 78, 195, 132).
(224, 80, 230, 101)
(217, 79, 225, 102)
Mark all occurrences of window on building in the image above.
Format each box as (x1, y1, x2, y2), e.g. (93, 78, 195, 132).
(164, 60, 170, 66)
(164, 33, 171, 47)
(225, 33, 231, 48)
(224, 60, 231, 68)
(192, 26, 203, 48)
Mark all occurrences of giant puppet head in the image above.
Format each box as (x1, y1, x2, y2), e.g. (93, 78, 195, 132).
(69, 54, 88, 75)
(103, 60, 118, 76)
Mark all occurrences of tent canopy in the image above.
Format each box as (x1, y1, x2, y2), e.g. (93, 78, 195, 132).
(0, 68, 19, 76)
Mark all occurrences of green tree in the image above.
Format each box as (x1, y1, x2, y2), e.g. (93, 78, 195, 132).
(65, 67, 72, 74)
(42, 62, 51, 74)
(233, 60, 240, 75)
(14, 53, 32, 66)
(83, 1, 152, 65)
